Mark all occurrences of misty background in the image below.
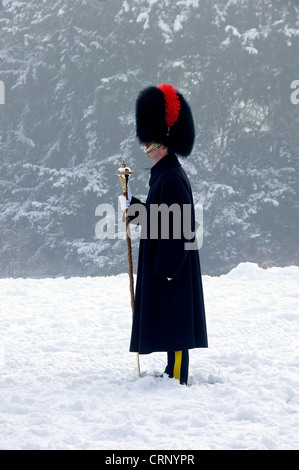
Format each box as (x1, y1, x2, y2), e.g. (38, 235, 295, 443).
(0, 0, 298, 278)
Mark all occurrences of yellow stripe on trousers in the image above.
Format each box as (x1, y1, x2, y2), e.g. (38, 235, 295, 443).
(173, 351, 182, 381)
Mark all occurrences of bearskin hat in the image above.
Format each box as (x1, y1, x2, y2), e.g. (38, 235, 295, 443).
(135, 84, 195, 157)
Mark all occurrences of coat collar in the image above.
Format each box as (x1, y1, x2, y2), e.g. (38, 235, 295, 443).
(149, 153, 181, 186)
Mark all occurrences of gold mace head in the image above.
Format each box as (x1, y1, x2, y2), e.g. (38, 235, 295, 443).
(116, 162, 133, 193)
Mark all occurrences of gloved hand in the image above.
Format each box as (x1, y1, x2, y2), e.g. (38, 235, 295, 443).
(119, 187, 132, 211)
(167, 278, 173, 281)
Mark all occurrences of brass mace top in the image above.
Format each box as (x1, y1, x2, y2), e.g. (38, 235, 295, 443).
(116, 162, 133, 194)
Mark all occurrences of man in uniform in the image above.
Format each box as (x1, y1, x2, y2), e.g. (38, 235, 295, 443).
(120, 84, 208, 385)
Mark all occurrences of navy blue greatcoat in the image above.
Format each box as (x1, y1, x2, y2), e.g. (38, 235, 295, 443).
(129, 153, 208, 354)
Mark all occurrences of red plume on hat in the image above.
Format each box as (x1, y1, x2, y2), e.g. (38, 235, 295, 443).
(157, 84, 181, 130)
(135, 83, 195, 157)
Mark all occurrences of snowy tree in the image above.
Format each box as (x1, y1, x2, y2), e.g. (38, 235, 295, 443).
(0, 0, 298, 277)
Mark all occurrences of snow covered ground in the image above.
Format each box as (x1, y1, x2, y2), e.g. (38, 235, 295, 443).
(0, 262, 298, 450)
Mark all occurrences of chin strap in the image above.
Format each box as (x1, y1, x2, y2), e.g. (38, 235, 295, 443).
(144, 142, 162, 154)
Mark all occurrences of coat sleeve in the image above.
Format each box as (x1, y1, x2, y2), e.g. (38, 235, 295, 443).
(126, 196, 146, 225)
(152, 175, 193, 281)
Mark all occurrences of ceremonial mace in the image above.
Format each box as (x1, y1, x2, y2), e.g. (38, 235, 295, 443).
(116, 163, 141, 377)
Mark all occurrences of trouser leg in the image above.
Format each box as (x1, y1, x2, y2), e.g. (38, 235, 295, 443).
(165, 350, 189, 385)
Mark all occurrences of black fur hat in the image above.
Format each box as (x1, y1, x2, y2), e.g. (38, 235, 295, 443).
(135, 84, 195, 157)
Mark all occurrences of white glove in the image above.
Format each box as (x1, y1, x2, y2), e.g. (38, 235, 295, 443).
(119, 187, 132, 211)
(167, 278, 173, 281)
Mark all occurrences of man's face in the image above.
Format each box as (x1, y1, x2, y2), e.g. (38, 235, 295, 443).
(145, 143, 163, 162)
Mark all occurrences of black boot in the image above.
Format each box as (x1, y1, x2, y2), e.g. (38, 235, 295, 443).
(164, 350, 189, 385)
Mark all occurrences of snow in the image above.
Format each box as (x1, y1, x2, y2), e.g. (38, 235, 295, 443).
(225, 25, 242, 38)
(0, 263, 298, 450)
(244, 46, 258, 55)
